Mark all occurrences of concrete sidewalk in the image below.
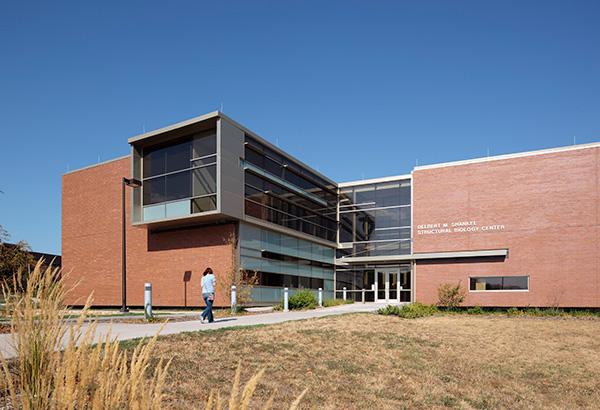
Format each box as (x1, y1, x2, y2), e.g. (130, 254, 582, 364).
(0, 302, 395, 358)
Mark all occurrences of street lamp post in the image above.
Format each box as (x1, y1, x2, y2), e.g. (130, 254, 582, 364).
(121, 177, 142, 313)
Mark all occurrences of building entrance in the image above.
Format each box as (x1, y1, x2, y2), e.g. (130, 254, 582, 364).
(375, 267, 411, 303)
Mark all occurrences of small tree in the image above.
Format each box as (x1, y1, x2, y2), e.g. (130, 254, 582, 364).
(0, 224, 34, 284)
(437, 280, 467, 310)
(220, 233, 258, 310)
(548, 287, 566, 314)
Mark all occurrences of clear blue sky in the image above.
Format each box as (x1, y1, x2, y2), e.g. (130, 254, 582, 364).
(1, 0, 599, 255)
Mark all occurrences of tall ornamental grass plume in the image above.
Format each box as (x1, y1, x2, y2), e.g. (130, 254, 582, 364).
(0, 260, 171, 409)
(204, 362, 308, 410)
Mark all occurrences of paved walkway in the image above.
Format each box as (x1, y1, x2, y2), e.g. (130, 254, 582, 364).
(0, 302, 396, 358)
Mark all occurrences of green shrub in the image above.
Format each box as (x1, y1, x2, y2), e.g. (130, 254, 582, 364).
(288, 289, 318, 310)
(467, 305, 484, 315)
(397, 302, 439, 319)
(377, 303, 438, 319)
(376, 305, 401, 316)
(523, 306, 546, 316)
(437, 281, 467, 310)
(506, 307, 522, 317)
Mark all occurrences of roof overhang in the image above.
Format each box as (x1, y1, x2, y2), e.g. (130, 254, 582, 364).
(337, 249, 508, 265)
(127, 111, 221, 148)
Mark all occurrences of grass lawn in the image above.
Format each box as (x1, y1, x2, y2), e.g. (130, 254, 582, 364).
(134, 314, 599, 409)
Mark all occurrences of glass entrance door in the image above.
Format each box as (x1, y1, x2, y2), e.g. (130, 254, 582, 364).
(376, 266, 411, 303)
(376, 269, 399, 302)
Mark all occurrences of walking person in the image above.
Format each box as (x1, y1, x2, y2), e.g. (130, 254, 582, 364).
(201, 267, 216, 323)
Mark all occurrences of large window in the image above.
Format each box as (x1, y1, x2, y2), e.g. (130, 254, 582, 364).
(338, 180, 411, 257)
(243, 136, 337, 242)
(141, 130, 217, 221)
(239, 223, 335, 295)
(469, 276, 529, 291)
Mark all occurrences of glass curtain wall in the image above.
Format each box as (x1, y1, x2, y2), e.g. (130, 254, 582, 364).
(242, 135, 337, 242)
(338, 179, 411, 257)
(239, 223, 335, 303)
(336, 179, 412, 300)
(335, 267, 376, 302)
(141, 130, 217, 221)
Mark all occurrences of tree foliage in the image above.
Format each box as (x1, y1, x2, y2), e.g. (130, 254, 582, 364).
(219, 233, 258, 309)
(0, 224, 34, 282)
(437, 280, 467, 310)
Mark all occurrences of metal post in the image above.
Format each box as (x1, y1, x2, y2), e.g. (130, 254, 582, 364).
(120, 177, 141, 314)
(144, 283, 152, 318)
(318, 288, 323, 307)
(362, 288, 365, 304)
(120, 178, 128, 313)
(283, 287, 289, 312)
(231, 285, 237, 314)
(343, 287, 347, 301)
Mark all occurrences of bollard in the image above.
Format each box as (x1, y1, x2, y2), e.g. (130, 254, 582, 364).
(318, 288, 323, 307)
(362, 288, 365, 304)
(144, 283, 152, 319)
(284, 287, 289, 312)
(343, 287, 347, 301)
(231, 285, 237, 314)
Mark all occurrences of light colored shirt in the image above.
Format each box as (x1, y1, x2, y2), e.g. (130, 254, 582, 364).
(201, 273, 216, 294)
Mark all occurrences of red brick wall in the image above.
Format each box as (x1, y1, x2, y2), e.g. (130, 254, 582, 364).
(62, 157, 235, 307)
(413, 147, 600, 307)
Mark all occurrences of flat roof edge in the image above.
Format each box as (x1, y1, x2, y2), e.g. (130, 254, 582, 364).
(414, 142, 600, 171)
(127, 111, 338, 186)
(62, 155, 130, 176)
(127, 111, 221, 144)
(338, 174, 412, 188)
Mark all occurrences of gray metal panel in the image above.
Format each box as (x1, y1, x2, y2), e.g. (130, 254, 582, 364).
(220, 190, 245, 218)
(220, 144, 240, 164)
(221, 159, 243, 191)
(220, 118, 245, 145)
(218, 118, 245, 219)
(131, 146, 142, 223)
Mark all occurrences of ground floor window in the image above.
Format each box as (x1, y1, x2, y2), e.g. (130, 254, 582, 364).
(253, 271, 324, 290)
(335, 264, 412, 302)
(469, 276, 529, 291)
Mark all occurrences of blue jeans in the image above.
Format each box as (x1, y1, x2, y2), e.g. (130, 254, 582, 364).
(202, 293, 214, 323)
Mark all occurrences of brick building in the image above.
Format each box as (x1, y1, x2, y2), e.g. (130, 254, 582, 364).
(62, 112, 600, 308)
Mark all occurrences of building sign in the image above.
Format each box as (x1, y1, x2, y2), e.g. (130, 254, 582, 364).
(416, 221, 505, 235)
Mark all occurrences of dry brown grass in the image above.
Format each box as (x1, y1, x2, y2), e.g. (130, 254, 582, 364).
(144, 314, 600, 410)
(0, 261, 170, 409)
(202, 362, 307, 410)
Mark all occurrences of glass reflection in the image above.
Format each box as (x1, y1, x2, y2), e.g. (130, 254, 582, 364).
(142, 131, 217, 215)
(338, 178, 411, 258)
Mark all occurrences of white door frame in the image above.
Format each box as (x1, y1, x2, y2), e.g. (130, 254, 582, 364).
(375, 269, 400, 303)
